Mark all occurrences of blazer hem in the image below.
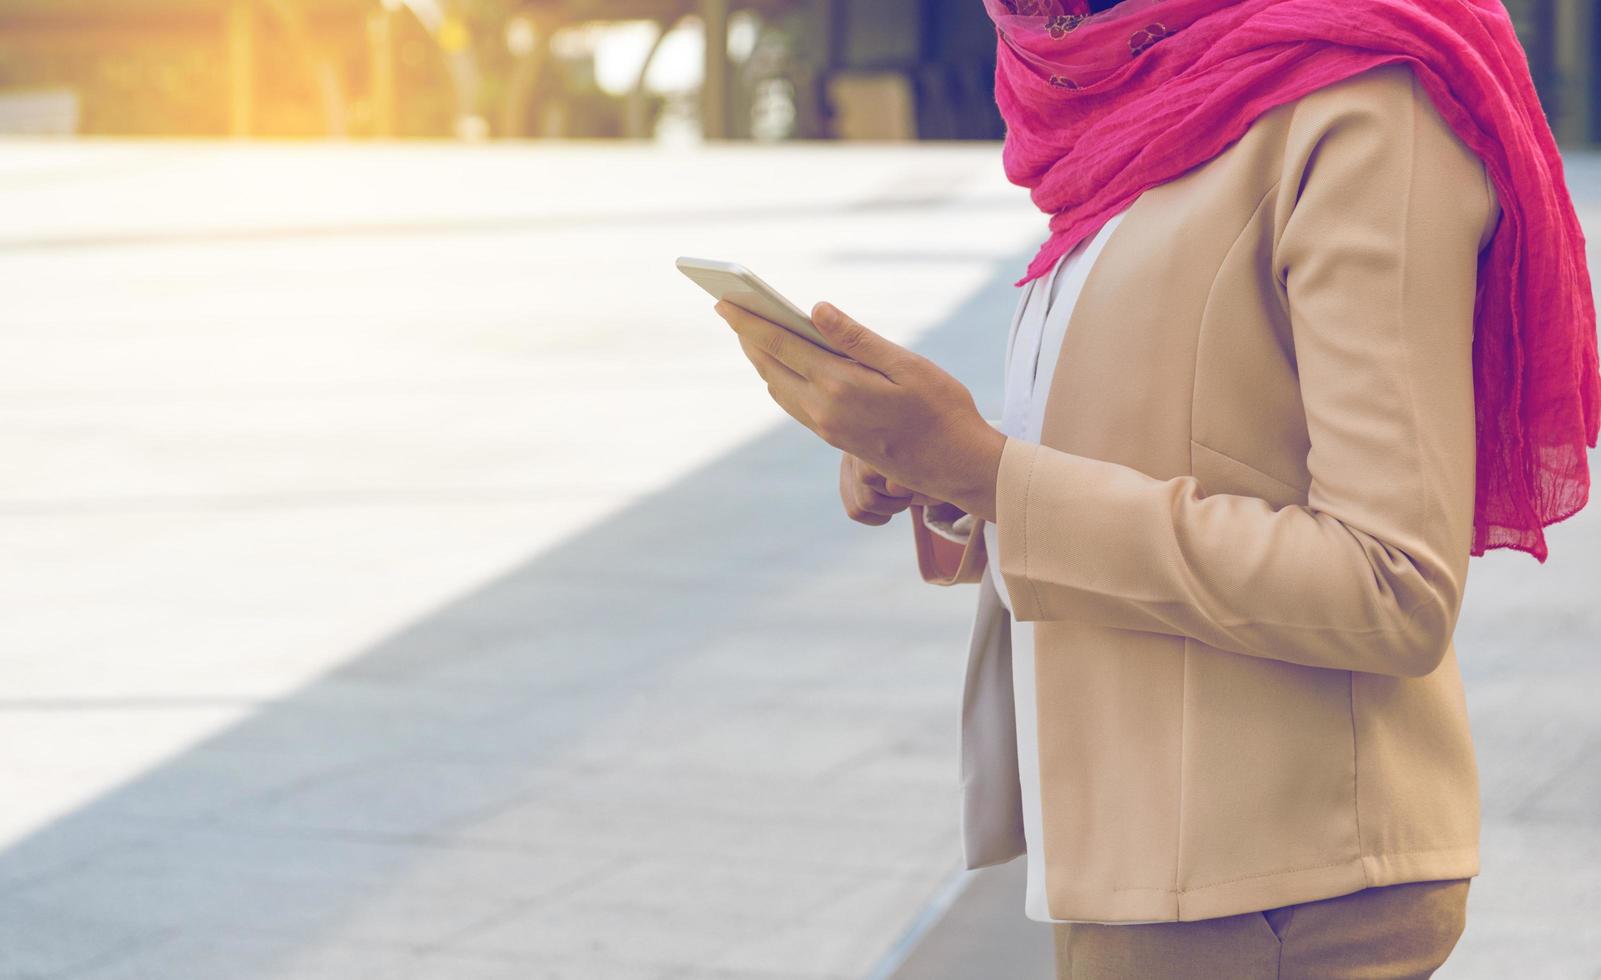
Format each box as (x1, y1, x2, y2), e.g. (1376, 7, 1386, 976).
(1032, 843, 1478, 924)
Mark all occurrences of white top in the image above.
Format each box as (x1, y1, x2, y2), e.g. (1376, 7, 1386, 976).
(982, 204, 1131, 613)
(929, 201, 1147, 924)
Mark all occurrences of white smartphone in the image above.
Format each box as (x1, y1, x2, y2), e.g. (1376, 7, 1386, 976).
(675, 256, 846, 356)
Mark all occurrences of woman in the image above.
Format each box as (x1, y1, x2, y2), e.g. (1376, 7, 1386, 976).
(713, 0, 1599, 975)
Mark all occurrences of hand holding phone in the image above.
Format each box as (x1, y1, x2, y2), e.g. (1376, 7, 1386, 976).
(675, 256, 847, 356)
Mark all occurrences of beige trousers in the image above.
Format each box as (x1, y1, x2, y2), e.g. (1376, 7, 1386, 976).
(1053, 878, 1472, 979)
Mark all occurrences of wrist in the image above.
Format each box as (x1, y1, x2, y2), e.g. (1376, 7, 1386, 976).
(944, 421, 1004, 523)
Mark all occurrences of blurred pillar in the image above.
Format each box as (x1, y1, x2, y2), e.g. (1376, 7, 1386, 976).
(792, 0, 839, 139)
(227, 0, 255, 137)
(625, 18, 672, 139)
(263, 0, 347, 138)
(501, 10, 554, 139)
(1528, 0, 1558, 121)
(701, 0, 730, 139)
(368, 5, 397, 137)
(1554, 0, 1594, 144)
(438, 9, 486, 139)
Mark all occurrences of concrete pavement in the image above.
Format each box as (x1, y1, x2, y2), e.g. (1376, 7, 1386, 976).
(0, 139, 1040, 979)
(1, 139, 1598, 979)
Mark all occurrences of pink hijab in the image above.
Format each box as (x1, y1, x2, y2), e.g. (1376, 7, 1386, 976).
(983, 0, 1600, 562)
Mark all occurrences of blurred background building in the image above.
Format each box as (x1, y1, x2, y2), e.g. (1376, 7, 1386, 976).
(1, 0, 1591, 143)
(3, 0, 1593, 144)
(0, 0, 1009, 141)
(9, 0, 1584, 145)
(0, 0, 1591, 144)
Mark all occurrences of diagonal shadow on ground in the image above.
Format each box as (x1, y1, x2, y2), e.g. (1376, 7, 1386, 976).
(0, 252, 1031, 980)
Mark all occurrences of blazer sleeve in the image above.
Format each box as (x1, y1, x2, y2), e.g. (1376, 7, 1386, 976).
(910, 504, 988, 585)
(989, 65, 1501, 678)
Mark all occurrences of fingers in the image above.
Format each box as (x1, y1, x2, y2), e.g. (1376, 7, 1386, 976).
(883, 473, 946, 509)
(844, 499, 892, 526)
(856, 456, 909, 498)
(840, 453, 887, 525)
(738, 334, 806, 387)
(810, 301, 908, 377)
(727, 308, 861, 446)
(738, 334, 833, 441)
(856, 483, 914, 518)
(717, 300, 832, 380)
(841, 453, 913, 526)
(763, 370, 824, 438)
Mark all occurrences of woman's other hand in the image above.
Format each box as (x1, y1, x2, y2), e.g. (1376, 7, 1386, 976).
(840, 451, 943, 526)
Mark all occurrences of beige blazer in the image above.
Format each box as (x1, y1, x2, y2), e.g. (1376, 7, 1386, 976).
(912, 61, 1502, 923)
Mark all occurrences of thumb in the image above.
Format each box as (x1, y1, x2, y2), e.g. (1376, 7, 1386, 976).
(812, 301, 904, 372)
